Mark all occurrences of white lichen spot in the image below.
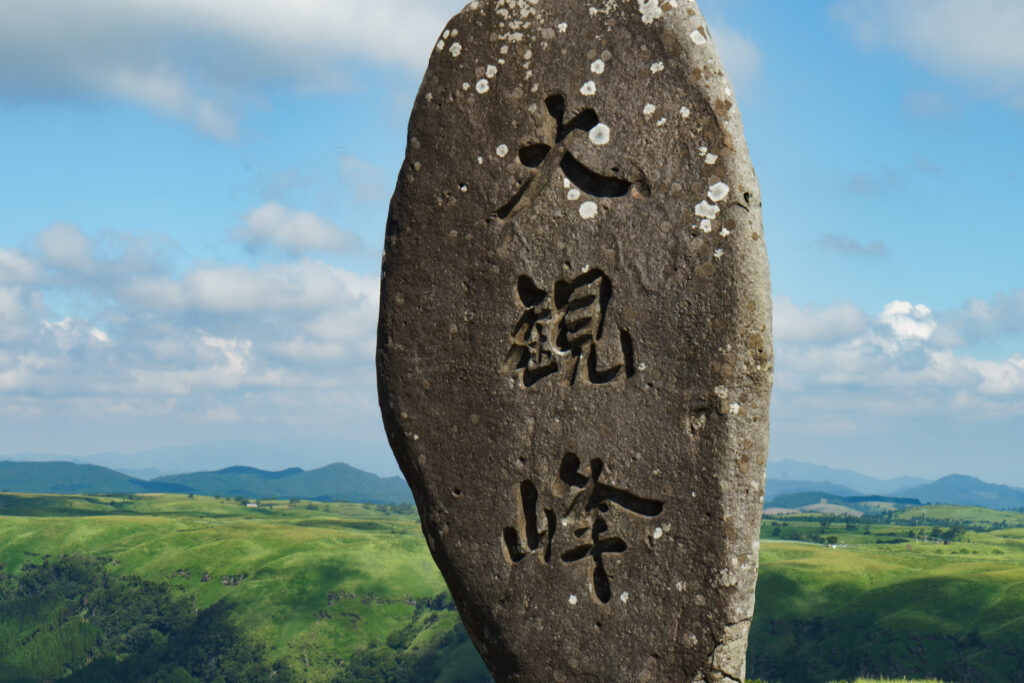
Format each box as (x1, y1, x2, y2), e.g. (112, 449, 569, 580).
(679, 105, 691, 118)
(714, 248, 724, 259)
(691, 491, 697, 497)
(676, 581, 684, 592)
(500, 44, 509, 55)
(699, 145, 708, 155)
(524, 49, 533, 60)
(567, 188, 581, 201)
(650, 61, 664, 74)
(589, 123, 611, 145)
(714, 385, 728, 399)
(462, 82, 470, 91)
(729, 402, 740, 414)
(620, 591, 630, 604)
(591, 59, 606, 75)
(700, 219, 713, 233)
(569, 594, 578, 605)
(719, 227, 731, 237)
(477, 156, 484, 165)
(704, 152, 718, 165)
(725, 86, 732, 96)
(695, 200, 720, 220)
(496, 144, 509, 158)
(476, 78, 490, 94)
(436, 39, 445, 52)
(642, 103, 657, 116)
(638, 0, 663, 24)
(486, 64, 498, 78)
(580, 80, 597, 96)
(689, 29, 707, 45)
(579, 201, 598, 219)
(459, 184, 468, 193)
(656, 117, 667, 126)
(653, 527, 664, 540)
(708, 182, 730, 202)
(425, 92, 434, 102)
(443, 30, 450, 39)
(449, 42, 462, 57)
(563, 177, 572, 189)
(558, 22, 567, 33)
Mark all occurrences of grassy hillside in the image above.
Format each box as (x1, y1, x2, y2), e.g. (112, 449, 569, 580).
(0, 493, 486, 681)
(751, 514, 1024, 682)
(2, 494, 1022, 681)
(153, 463, 413, 504)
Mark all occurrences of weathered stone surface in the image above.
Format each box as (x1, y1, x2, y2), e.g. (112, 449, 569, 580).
(377, 1, 772, 680)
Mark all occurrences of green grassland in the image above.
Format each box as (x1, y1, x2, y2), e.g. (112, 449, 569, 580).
(1, 494, 1023, 681)
(0, 493, 488, 681)
(752, 512, 1024, 682)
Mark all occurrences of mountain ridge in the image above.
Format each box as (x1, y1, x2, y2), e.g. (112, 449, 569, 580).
(0, 460, 412, 505)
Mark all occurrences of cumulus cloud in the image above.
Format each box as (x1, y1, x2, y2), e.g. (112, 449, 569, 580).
(237, 203, 362, 256)
(36, 223, 93, 273)
(832, 0, 1024, 108)
(776, 294, 1024, 417)
(0, 0, 464, 135)
(0, 249, 40, 284)
(0, 226, 380, 435)
(879, 301, 936, 344)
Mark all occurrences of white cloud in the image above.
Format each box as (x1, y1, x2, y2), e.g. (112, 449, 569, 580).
(776, 295, 1024, 416)
(774, 298, 868, 343)
(36, 223, 93, 273)
(0, 223, 381, 442)
(237, 203, 361, 255)
(0, 249, 40, 284)
(833, 0, 1024, 108)
(0, 0, 464, 135)
(709, 23, 762, 93)
(126, 259, 377, 315)
(879, 301, 936, 345)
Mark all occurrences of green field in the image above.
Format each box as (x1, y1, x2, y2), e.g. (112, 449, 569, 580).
(0, 493, 488, 681)
(752, 510, 1024, 682)
(1, 494, 1022, 681)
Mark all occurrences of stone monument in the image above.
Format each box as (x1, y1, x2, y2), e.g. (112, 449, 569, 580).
(377, 1, 772, 680)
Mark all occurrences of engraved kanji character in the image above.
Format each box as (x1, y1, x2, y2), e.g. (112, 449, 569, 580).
(556, 454, 663, 603)
(497, 95, 633, 219)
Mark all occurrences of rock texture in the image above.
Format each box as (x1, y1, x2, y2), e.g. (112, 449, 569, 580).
(377, 1, 772, 680)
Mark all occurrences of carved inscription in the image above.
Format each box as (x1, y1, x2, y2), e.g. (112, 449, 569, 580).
(504, 453, 664, 604)
(497, 94, 633, 219)
(506, 269, 635, 387)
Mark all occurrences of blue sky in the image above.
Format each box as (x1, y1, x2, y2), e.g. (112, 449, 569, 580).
(1, 0, 1023, 484)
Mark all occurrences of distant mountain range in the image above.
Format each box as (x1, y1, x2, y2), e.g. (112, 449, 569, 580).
(766, 461, 1024, 511)
(3, 457, 1023, 511)
(153, 463, 413, 504)
(2, 438, 401, 478)
(893, 475, 1024, 510)
(768, 459, 929, 496)
(0, 461, 413, 505)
